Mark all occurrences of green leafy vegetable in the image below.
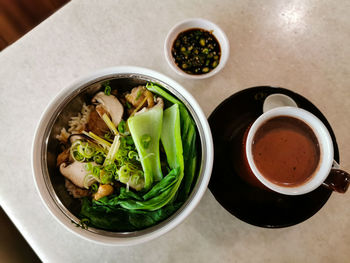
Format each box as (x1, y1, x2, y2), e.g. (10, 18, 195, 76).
(117, 168, 182, 211)
(161, 104, 184, 173)
(146, 83, 197, 200)
(117, 103, 187, 210)
(128, 105, 163, 189)
(142, 169, 178, 200)
(80, 197, 181, 231)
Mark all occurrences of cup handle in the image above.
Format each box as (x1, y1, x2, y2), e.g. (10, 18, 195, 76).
(322, 161, 350, 193)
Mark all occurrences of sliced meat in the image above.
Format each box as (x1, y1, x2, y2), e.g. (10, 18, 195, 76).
(86, 108, 109, 137)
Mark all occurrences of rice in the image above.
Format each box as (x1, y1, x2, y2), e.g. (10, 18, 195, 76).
(56, 103, 93, 143)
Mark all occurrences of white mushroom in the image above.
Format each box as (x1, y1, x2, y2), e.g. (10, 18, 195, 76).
(92, 92, 124, 127)
(135, 97, 164, 116)
(60, 161, 97, 189)
(154, 97, 164, 109)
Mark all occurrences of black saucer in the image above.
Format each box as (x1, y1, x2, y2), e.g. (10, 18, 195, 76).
(208, 87, 339, 228)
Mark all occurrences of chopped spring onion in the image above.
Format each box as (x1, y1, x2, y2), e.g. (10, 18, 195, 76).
(70, 141, 85, 162)
(103, 80, 111, 96)
(84, 162, 93, 171)
(71, 150, 85, 162)
(118, 164, 144, 191)
(117, 120, 129, 135)
(104, 86, 111, 96)
(100, 170, 113, 184)
(77, 142, 95, 158)
(93, 154, 104, 164)
(125, 101, 132, 109)
(127, 150, 139, 161)
(135, 89, 142, 100)
(83, 173, 97, 189)
(92, 166, 101, 180)
(140, 134, 151, 149)
(118, 165, 130, 183)
(91, 183, 99, 193)
(71, 140, 106, 163)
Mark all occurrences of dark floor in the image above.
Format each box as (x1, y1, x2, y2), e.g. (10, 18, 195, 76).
(0, 0, 69, 50)
(0, 207, 41, 263)
(1, 0, 69, 262)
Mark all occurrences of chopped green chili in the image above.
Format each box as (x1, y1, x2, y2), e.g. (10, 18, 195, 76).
(171, 28, 221, 75)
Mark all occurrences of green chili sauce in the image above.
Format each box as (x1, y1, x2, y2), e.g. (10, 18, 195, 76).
(171, 28, 221, 75)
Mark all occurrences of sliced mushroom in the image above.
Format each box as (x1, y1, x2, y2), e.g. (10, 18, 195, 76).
(134, 97, 164, 116)
(154, 97, 164, 109)
(125, 86, 154, 109)
(92, 92, 124, 127)
(86, 108, 109, 137)
(94, 184, 114, 200)
(59, 161, 97, 189)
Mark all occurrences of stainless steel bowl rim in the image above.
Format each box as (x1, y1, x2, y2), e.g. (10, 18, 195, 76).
(31, 66, 214, 245)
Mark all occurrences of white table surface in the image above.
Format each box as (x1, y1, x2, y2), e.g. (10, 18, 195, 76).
(1, 0, 350, 262)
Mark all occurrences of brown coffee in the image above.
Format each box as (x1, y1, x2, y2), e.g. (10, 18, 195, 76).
(252, 116, 320, 187)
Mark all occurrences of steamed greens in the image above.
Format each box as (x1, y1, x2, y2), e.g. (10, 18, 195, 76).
(127, 103, 163, 189)
(146, 83, 198, 200)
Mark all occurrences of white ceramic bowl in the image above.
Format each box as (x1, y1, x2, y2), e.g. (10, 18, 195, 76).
(32, 66, 213, 245)
(164, 18, 229, 79)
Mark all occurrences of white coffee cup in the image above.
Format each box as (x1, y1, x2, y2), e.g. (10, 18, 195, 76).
(245, 106, 349, 195)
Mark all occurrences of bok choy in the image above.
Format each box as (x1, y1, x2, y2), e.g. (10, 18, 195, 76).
(127, 103, 163, 189)
(146, 83, 198, 200)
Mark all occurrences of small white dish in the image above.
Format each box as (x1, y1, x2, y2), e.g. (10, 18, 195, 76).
(164, 18, 229, 79)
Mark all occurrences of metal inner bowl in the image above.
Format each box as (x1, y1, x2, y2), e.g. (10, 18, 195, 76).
(40, 72, 208, 239)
